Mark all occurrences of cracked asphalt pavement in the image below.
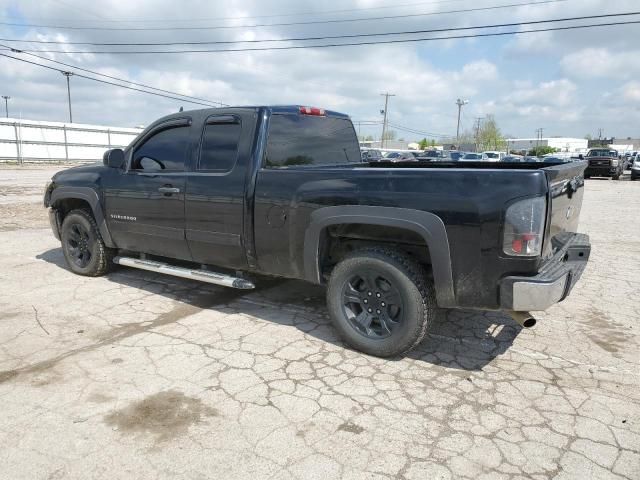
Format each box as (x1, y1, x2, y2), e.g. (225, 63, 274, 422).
(0, 166, 638, 479)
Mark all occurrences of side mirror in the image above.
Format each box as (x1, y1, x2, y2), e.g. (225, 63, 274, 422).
(103, 148, 125, 168)
(578, 154, 584, 160)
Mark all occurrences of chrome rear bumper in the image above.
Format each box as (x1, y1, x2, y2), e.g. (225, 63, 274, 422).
(500, 233, 590, 311)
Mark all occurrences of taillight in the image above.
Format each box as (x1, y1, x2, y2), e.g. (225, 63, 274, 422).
(503, 196, 546, 257)
(299, 106, 326, 116)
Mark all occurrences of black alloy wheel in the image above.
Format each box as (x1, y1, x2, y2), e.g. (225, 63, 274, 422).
(60, 209, 115, 276)
(327, 247, 436, 357)
(66, 222, 93, 268)
(341, 270, 405, 339)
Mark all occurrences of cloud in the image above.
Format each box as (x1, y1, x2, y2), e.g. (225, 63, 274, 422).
(460, 61, 497, 81)
(504, 79, 577, 107)
(621, 82, 640, 102)
(561, 48, 640, 78)
(0, 0, 638, 137)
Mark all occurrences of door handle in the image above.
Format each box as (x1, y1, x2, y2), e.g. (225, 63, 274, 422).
(158, 186, 180, 194)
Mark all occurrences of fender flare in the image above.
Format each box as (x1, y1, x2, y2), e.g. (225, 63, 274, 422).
(303, 205, 455, 307)
(50, 186, 115, 248)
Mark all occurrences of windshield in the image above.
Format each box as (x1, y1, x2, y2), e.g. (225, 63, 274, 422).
(463, 153, 482, 159)
(485, 152, 499, 159)
(587, 149, 617, 157)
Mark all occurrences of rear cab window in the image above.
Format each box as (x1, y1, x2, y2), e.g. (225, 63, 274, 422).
(198, 115, 242, 172)
(265, 113, 361, 168)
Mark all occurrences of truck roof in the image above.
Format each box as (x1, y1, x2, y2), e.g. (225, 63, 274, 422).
(167, 105, 351, 119)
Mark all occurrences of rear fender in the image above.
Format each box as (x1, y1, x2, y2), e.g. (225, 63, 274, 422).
(304, 205, 455, 307)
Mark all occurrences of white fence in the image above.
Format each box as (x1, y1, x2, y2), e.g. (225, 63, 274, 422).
(0, 118, 143, 164)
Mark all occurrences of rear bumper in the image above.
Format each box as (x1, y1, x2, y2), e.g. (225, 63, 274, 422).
(500, 233, 590, 311)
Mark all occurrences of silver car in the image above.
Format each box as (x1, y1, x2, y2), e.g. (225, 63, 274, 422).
(460, 152, 489, 161)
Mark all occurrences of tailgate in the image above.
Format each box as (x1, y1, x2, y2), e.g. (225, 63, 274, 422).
(542, 160, 587, 257)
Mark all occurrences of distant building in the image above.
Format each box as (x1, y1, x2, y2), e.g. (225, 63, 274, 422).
(588, 137, 640, 151)
(506, 137, 588, 153)
(359, 140, 417, 150)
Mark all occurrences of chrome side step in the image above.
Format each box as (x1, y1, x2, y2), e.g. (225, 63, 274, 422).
(113, 256, 255, 289)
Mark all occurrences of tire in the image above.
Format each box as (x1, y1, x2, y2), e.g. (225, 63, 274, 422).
(60, 209, 115, 276)
(326, 247, 436, 357)
(613, 175, 620, 180)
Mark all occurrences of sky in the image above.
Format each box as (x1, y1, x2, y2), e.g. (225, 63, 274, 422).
(0, 0, 639, 141)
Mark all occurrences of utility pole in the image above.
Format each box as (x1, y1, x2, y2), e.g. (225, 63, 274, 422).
(535, 128, 544, 147)
(455, 98, 468, 147)
(1, 95, 9, 117)
(474, 117, 483, 152)
(380, 92, 395, 149)
(598, 128, 603, 141)
(62, 72, 73, 123)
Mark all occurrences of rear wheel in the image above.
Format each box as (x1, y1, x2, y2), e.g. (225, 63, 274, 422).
(61, 209, 115, 276)
(326, 248, 436, 357)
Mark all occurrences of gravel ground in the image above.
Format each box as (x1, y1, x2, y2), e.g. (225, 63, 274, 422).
(0, 166, 638, 480)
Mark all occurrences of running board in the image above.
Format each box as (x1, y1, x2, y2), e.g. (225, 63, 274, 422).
(113, 256, 255, 289)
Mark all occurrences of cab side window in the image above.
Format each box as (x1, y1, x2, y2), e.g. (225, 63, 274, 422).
(132, 125, 190, 171)
(198, 117, 241, 171)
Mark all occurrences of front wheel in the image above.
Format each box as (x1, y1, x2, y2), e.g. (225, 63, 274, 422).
(326, 248, 436, 357)
(61, 209, 115, 276)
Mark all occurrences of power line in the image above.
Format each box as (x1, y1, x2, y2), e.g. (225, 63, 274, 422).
(7, 17, 639, 54)
(0, 44, 227, 106)
(0, 0, 570, 33)
(0, 0, 474, 25)
(1, 1, 580, 46)
(0, 52, 223, 107)
(388, 122, 451, 138)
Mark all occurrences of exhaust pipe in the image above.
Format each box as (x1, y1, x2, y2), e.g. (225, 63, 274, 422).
(509, 311, 537, 328)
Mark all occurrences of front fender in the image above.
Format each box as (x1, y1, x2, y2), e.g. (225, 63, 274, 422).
(50, 186, 115, 248)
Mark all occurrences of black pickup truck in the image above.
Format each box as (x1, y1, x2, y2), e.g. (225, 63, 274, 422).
(583, 148, 623, 179)
(44, 105, 591, 357)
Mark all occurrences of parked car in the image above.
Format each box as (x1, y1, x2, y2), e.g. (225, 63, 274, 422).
(418, 150, 447, 161)
(361, 148, 383, 162)
(460, 152, 489, 161)
(483, 151, 505, 161)
(43, 105, 591, 358)
(384, 151, 418, 162)
(631, 155, 640, 180)
(502, 155, 525, 163)
(624, 153, 638, 170)
(447, 150, 462, 161)
(583, 148, 623, 180)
